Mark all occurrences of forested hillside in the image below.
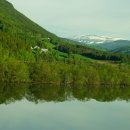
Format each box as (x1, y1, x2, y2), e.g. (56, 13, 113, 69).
(0, 0, 130, 86)
(95, 40, 130, 53)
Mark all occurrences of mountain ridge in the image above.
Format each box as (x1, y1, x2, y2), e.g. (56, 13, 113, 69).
(67, 35, 130, 53)
(67, 35, 124, 44)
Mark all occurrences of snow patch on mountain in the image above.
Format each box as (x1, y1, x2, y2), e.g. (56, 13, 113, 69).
(67, 35, 124, 44)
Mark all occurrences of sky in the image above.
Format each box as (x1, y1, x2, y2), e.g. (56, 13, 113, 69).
(8, 0, 130, 39)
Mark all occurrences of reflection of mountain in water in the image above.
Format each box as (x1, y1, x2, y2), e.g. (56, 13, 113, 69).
(0, 83, 130, 104)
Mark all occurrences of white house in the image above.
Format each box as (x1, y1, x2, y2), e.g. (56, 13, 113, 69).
(31, 46, 48, 53)
(41, 48, 48, 53)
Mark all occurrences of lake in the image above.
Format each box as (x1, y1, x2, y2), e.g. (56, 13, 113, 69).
(0, 83, 130, 130)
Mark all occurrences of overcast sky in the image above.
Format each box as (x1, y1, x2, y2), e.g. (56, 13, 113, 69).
(8, 0, 130, 39)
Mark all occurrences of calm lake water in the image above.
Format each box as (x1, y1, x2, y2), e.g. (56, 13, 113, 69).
(0, 84, 130, 130)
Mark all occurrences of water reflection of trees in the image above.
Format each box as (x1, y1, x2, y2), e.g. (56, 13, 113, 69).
(0, 83, 130, 104)
(0, 83, 28, 104)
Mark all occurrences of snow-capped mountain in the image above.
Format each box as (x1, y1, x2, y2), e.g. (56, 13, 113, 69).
(67, 35, 130, 53)
(68, 35, 123, 44)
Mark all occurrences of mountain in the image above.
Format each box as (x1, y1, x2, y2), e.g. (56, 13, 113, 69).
(98, 40, 130, 51)
(68, 35, 130, 53)
(68, 35, 123, 44)
(112, 46, 130, 54)
(0, 0, 53, 36)
(0, 0, 68, 61)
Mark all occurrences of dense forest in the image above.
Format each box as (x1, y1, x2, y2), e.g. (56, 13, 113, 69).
(0, 0, 130, 86)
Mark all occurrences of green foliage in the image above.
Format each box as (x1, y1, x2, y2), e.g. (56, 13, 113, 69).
(57, 43, 130, 62)
(97, 40, 130, 51)
(0, 20, 3, 30)
(0, 58, 29, 83)
(30, 62, 60, 83)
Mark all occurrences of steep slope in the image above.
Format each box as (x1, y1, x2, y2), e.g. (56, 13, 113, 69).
(0, 0, 55, 38)
(0, 0, 65, 61)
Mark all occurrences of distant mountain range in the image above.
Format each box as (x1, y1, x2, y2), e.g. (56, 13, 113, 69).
(68, 35, 130, 53)
(68, 35, 123, 44)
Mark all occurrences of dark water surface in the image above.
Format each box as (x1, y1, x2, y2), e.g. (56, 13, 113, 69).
(0, 84, 130, 130)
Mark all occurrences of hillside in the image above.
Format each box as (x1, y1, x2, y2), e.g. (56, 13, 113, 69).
(68, 35, 130, 54)
(112, 46, 130, 54)
(0, 0, 130, 85)
(0, 0, 55, 37)
(97, 40, 130, 51)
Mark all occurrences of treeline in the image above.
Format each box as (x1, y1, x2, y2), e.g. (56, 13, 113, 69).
(0, 59, 130, 86)
(57, 44, 130, 62)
